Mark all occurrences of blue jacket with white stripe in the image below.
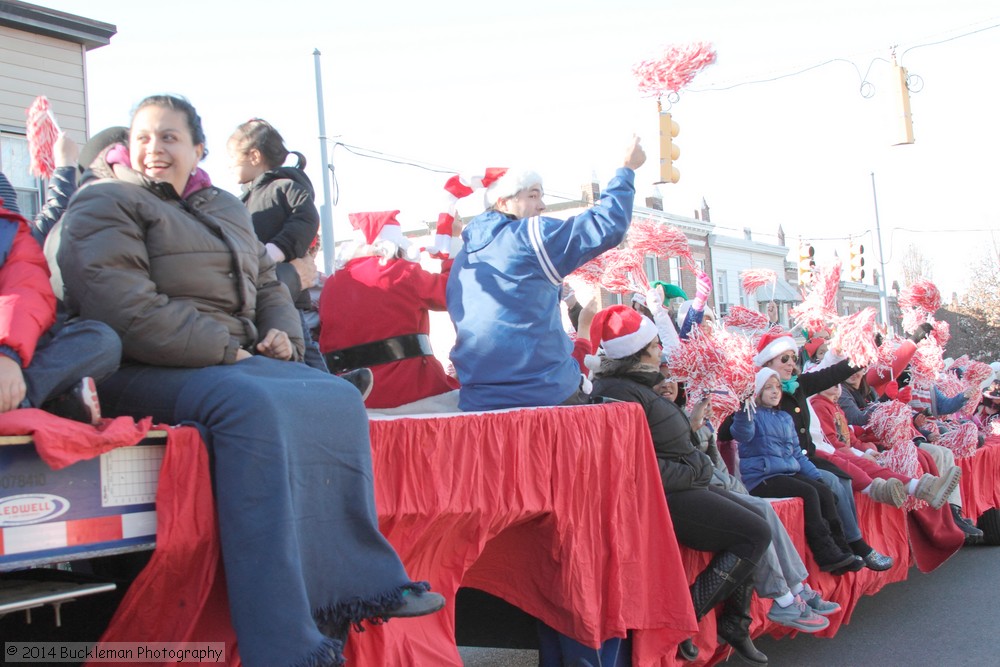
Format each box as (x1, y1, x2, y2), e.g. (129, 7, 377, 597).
(446, 167, 635, 411)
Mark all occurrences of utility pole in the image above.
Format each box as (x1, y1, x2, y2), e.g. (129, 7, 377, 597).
(870, 172, 891, 331)
(313, 49, 335, 275)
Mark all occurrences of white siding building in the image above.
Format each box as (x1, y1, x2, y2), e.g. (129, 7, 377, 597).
(0, 1, 115, 216)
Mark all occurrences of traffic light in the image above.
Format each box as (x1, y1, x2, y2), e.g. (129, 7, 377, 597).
(657, 111, 680, 184)
(849, 241, 866, 282)
(797, 243, 816, 286)
(891, 61, 914, 146)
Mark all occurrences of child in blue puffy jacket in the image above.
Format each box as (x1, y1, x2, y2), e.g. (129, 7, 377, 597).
(732, 368, 861, 574)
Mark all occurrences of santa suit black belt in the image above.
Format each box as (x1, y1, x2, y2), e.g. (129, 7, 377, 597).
(324, 334, 433, 374)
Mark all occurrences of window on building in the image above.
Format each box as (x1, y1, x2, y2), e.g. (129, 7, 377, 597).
(668, 257, 681, 286)
(0, 134, 42, 219)
(716, 269, 729, 315)
(644, 255, 658, 283)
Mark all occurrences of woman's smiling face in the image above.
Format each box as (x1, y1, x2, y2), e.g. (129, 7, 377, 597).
(130, 104, 203, 195)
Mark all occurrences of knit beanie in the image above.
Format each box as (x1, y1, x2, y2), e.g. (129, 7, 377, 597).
(589, 305, 658, 360)
(755, 368, 781, 398)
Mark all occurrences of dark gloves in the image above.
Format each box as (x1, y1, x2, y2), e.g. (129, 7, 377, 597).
(909, 322, 933, 344)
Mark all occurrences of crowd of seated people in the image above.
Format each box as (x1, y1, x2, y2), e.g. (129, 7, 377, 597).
(11, 103, 1000, 667)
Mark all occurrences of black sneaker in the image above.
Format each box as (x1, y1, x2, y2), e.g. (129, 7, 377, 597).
(44, 377, 102, 425)
(339, 368, 374, 401)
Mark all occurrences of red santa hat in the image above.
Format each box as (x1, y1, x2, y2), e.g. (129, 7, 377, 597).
(348, 210, 409, 248)
(753, 330, 798, 367)
(589, 305, 658, 360)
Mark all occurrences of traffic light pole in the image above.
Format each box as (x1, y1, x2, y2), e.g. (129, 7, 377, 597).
(870, 172, 891, 331)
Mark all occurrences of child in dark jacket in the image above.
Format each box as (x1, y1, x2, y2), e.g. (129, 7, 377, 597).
(732, 368, 861, 574)
(227, 119, 326, 370)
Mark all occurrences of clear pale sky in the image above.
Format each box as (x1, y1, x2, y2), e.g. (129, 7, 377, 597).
(37, 0, 1000, 296)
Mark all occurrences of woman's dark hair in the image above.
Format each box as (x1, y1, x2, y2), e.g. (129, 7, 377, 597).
(132, 95, 209, 160)
(594, 351, 644, 378)
(230, 118, 305, 169)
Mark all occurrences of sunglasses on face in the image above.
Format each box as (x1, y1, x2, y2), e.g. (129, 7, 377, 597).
(780, 354, 798, 364)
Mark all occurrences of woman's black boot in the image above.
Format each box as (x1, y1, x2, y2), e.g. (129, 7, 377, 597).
(716, 580, 768, 666)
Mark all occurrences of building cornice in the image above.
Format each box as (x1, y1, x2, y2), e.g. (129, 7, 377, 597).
(0, 0, 116, 50)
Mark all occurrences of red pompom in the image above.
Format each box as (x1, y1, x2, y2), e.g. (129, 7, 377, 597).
(633, 42, 717, 98)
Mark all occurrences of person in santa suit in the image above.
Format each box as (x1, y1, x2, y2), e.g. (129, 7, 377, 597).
(318, 210, 458, 409)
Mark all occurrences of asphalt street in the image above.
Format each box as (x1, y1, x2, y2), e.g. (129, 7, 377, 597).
(459, 543, 1000, 666)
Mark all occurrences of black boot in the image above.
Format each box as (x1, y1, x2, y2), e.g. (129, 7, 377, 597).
(676, 638, 698, 662)
(716, 580, 768, 666)
(804, 522, 858, 573)
(689, 551, 757, 619)
(951, 504, 984, 544)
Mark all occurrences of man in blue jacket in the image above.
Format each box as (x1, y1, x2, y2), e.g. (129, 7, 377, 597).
(447, 136, 646, 411)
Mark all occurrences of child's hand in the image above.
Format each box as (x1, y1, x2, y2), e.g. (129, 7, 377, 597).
(0, 356, 26, 413)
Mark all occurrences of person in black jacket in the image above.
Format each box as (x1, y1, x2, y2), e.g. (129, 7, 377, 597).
(589, 305, 772, 666)
(228, 118, 327, 370)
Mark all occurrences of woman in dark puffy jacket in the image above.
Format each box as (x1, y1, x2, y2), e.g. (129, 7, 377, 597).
(56, 94, 443, 667)
(589, 305, 771, 666)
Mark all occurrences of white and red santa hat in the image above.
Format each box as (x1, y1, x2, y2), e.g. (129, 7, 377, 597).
(349, 210, 408, 247)
(484, 168, 543, 207)
(753, 330, 798, 367)
(589, 305, 658, 360)
(431, 167, 544, 257)
(433, 168, 508, 258)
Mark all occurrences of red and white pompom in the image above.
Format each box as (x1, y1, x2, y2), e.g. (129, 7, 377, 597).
(898, 280, 942, 315)
(880, 439, 922, 483)
(872, 333, 901, 380)
(633, 42, 718, 98)
(830, 307, 879, 368)
(900, 308, 928, 337)
(867, 400, 914, 451)
(600, 248, 646, 293)
(909, 342, 945, 388)
(961, 360, 993, 391)
(722, 305, 771, 332)
(566, 253, 609, 292)
(790, 262, 841, 333)
(626, 217, 693, 264)
(935, 372, 964, 400)
(666, 326, 755, 424)
(739, 269, 777, 296)
(931, 319, 951, 347)
(936, 422, 980, 460)
(26, 96, 60, 179)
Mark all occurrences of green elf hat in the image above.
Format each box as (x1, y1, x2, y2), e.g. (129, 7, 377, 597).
(650, 281, 688, 303)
